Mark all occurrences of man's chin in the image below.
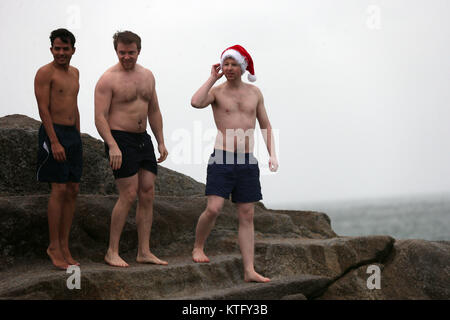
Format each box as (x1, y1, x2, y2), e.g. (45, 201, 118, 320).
(54, 59, 69, 66)
(121, 63, 135, 70)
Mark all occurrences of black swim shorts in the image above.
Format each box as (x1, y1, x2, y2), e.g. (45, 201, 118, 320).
(105, 130, 158, 179)
(205, 149, 262, 203)
(36, 123, 83, 183)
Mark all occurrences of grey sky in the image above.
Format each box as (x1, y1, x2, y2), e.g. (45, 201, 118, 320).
(1, 0, 449, 208)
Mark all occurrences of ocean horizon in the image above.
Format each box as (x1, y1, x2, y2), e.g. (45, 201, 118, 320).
(268, 193, 450, 241)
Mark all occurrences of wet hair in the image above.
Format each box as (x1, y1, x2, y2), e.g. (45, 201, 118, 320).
(113, 31, 141, 51)
(50, 28, 76, 47)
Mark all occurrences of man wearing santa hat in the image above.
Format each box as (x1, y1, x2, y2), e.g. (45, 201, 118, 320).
(191, 45, 279, 283)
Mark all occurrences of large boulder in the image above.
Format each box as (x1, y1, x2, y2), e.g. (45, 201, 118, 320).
(316, 239, 450, 300)
(0, 114, 204, 196)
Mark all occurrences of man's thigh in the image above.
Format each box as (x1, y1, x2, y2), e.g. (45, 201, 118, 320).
(138, 168, 156, 194)
(115, 174, 139, 196)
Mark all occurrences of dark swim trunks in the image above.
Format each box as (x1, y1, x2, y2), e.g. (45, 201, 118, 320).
(205, 149, 262, 203)
(36, 123, 83, 183)
(105, 130, 158, 179)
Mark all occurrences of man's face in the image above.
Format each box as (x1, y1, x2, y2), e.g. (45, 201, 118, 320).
(50, 38, 75, 66)
(116, 42, 139, 71)
(222, 57, 242, 81)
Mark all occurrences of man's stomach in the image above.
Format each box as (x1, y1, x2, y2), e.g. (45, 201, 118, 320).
(108, 102, 149, 133)
(214, 128, 256, 153)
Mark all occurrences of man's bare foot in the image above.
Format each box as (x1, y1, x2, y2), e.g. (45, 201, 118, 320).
(136, 252, 168, 265)
(105, 250, 129, 268)
(61, 247, 80, 266)
(47, 247, 69, 270)
(192, 248, 210, 263)
(244, 270, 271, 283)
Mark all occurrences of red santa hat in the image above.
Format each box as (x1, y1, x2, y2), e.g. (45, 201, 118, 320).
(220, 45, 257, 82)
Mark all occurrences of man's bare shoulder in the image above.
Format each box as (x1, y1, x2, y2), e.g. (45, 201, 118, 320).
(212, 82, 226, 93)
(245, 83, 261, 93)
(137, 64, 155, 81)
(35, 63, 55, 80)
(69, 65, 79, 75)
(96, 65, 118, 86)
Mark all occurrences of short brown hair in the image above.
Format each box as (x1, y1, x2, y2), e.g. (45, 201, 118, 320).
(113, 31, 141, 51)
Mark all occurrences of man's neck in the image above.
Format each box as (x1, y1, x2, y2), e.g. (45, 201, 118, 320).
(52, 61, 70, 71)
(118, 63, 137, 73)
(226, 78, 243, 89)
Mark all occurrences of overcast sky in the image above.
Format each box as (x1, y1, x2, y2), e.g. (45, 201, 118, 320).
(1, 0, 449, 209)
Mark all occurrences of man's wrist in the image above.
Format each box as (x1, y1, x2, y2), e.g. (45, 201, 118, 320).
(107, 141, 118, 149)
(208, 75, 219, 83)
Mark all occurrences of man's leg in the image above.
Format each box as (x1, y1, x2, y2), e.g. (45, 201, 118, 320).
(105, 174, 139, 267)
(192, 195, 225, 263)
(237, 202, 270, 283)
(135, 168, 167, 265)
(47, 183, 69, 270)
(59, 182, 80, 266)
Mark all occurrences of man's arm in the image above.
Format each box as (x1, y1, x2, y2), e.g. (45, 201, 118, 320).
(94, 74, 122, 170)
(147, 73, 168, 163)
(34, 66, 66, 162)
(75, 68, 80, 132)
(191, 63, 222, 108)
(256, 89, 278, 172)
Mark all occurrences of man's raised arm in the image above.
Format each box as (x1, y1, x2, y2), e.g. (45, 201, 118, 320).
(191, 63, 222, 108)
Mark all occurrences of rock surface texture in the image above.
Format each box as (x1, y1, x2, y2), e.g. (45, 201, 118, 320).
(0, 115, 448, 300)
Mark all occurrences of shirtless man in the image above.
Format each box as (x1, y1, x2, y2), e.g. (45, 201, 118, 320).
(35, 28, 81, 270)
(191, 45, 279, 282)
(95, 31, 168, 267)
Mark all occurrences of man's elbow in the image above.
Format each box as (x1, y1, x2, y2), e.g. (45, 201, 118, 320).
(259, 120, 272, 130)
(94, 114, 106, 129)
(191, 97, 206, 109)
(190, 99, 200, 108)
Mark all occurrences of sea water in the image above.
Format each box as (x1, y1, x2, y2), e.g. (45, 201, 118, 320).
(273, 193, 450, 241)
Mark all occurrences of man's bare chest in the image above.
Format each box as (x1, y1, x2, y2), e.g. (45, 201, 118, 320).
(215, 93, 258, 115)
(51, 73, 79, 97)
(112, 78, 152, 103)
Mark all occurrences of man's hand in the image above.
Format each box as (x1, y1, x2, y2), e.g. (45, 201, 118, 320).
(109, 145, 122, 170)
(269, 156, 279, 172)
(157, 144, 168, 163)
(210, 63, 223, 80)
(51, 142, 66, 162)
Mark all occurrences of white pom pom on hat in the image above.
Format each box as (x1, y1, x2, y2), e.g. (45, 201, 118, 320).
(220, 45, 257, 82)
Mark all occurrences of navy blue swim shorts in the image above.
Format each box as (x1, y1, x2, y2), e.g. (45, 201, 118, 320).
(105, 130, 158, 179)
(205, 149, 262, 203)
(36, 123, 83, 183)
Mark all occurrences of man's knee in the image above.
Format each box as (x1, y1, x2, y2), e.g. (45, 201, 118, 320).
(138, 183, 155, 201)
(205, 205, 222, 220)
(239, 205, 254, 223)
(66, 183, 79, 198)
